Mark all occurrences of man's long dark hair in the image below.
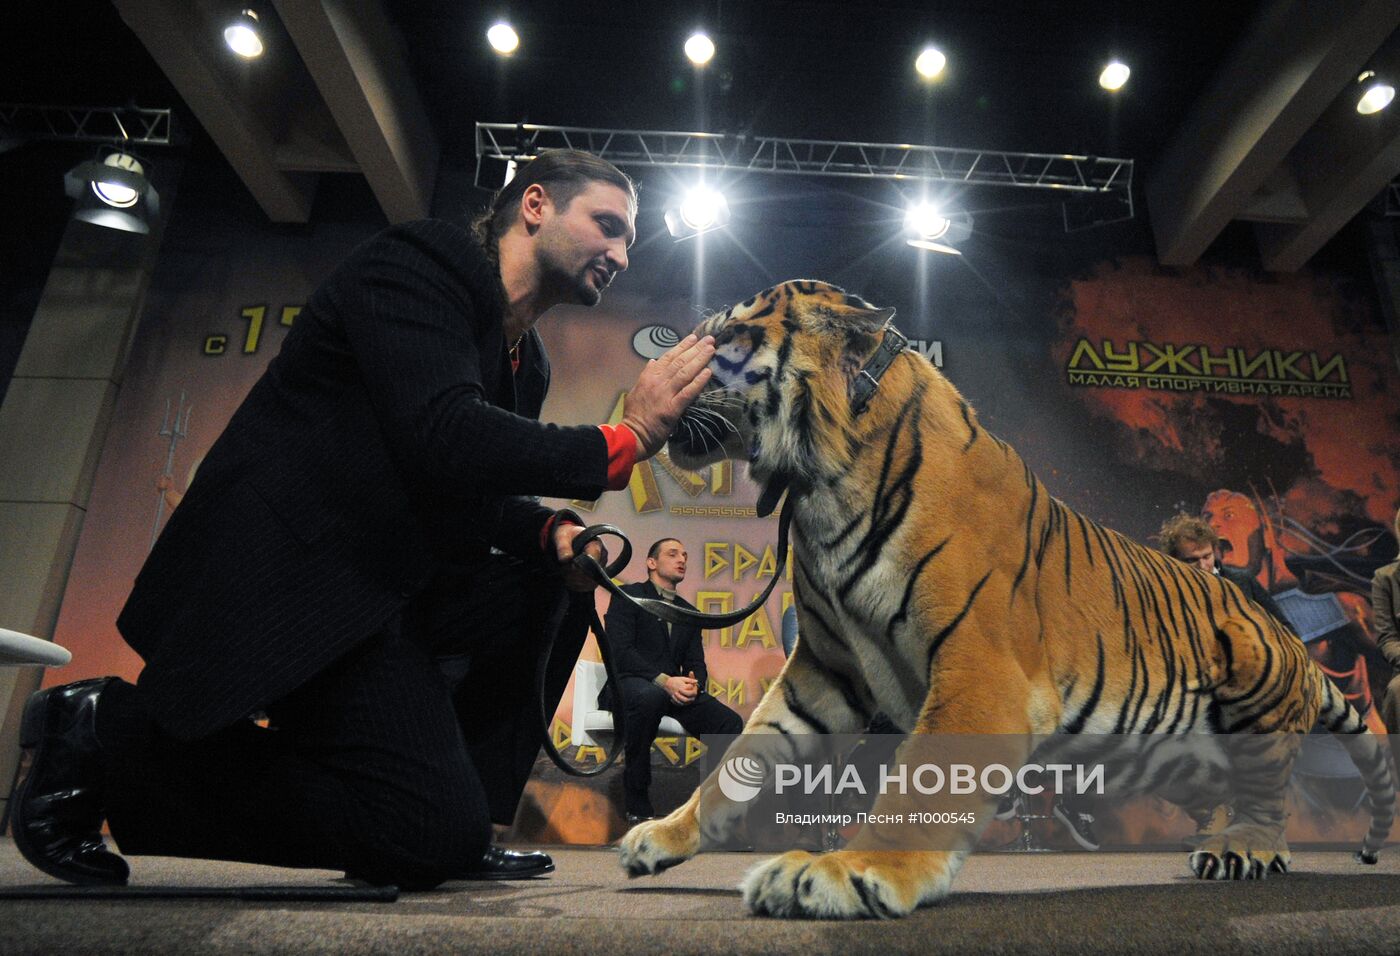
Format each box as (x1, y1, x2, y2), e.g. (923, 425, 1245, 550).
(471, 149, 636, 257)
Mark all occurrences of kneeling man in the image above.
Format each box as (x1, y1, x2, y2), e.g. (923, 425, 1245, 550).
(603, 538, 743, 822)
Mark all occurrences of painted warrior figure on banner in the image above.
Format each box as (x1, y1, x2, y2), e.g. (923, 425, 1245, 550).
(1201, 488, 1390, 737)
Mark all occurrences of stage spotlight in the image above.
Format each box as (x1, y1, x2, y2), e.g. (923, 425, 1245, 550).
(1099, 60, 1130, 91)
(487, 22, 519, 55)
(65, 151, 160, 234)
(680, 190, 720, 229)
(906, 203, 949, 240)
(685, 32, 715, 66)
(1356, 71, 1395, 114)
(915, 46, 946, 80)
(665, 187, 730, 240)
(224, 9, 264, 59)
(904, 202, 971, 255)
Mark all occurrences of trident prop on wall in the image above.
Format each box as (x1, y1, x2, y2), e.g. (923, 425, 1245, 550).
(150, 391, 192, 551)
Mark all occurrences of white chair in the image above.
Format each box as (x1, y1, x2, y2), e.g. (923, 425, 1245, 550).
(570, 659, 684, 747)
(0, 628, 71, 668)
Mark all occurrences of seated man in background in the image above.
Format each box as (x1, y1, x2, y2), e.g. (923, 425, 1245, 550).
(602, 538, 743, 822)
(1159, 513, 1287, 623)
(1007, 514, 1296, 852)
(1157, 512, 1289, 843)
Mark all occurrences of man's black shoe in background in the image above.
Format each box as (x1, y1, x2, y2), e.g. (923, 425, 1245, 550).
(1052, 797, 1101, 851)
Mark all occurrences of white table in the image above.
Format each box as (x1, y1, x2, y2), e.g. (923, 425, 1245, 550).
(0, 628, 71, 667)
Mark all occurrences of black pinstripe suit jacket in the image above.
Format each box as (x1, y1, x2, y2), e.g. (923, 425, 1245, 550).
(118, 220, 611, 739)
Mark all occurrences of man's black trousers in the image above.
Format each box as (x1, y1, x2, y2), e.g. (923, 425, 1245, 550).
(617, 676, 743, 817)
(96, 557, 587, 888)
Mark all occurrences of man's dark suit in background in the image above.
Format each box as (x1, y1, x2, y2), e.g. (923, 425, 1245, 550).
(602, 580, 742, 818)
(1371, 556, 1400, 733)
(1221, 564, 1288, 624)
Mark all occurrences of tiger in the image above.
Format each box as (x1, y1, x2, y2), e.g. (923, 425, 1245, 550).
(616, 279, 1396, 919)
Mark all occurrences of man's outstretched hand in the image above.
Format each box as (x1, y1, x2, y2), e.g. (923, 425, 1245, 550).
(621, 334, 715, 460)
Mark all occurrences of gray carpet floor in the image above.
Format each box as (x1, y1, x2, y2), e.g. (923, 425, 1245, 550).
(2, 838, 1399, 954)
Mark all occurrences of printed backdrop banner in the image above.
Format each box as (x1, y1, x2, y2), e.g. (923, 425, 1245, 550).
(47, 190, 1400, 848)
(50, 215, 373, 688)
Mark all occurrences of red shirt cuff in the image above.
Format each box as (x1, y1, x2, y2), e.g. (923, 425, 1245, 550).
(598, 423, 638, 491)
(539, 512, 583, 553)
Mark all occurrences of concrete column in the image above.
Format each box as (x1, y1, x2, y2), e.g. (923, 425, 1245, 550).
(0, 216, 164, 818)
(1367, 219, 1400, 378)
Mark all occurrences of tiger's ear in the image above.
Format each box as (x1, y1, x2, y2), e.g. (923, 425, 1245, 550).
(861, 305, 897, 331)
(832, 303, 897, 383)
(814, 298, 896, 335)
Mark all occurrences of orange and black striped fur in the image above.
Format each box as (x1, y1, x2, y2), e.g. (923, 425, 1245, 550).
(616, 280, 1395, 919)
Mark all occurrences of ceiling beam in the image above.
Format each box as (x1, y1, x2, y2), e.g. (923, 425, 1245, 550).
(1146, 0, 1400, 267)
(112, 0, 317, 223)
(1256, 125, 1400, 271)
(274, 0, 438, 222)
(1254, 25, 1400, 270)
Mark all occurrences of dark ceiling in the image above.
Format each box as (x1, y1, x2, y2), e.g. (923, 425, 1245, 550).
(388, 0, 1260, 162)
(5, 1, 1400, 271)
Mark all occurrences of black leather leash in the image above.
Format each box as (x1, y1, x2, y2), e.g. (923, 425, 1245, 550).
(573, 502, 794, 630)
(537, 502, 792, 777)
(535, 523, 634, 777)
(535, 322, 908, 778)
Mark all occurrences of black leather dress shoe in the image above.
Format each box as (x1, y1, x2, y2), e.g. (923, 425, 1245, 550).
(12, 678, 129, 886)
(343, 845, 554, 885)
(457, 845, 554, 880)
(625, 813, 657, 825)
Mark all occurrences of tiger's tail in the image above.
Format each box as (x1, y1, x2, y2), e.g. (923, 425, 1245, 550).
(1317, 676, 1395, 864)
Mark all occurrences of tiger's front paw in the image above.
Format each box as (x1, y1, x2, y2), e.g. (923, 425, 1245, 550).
(1188, 826, 1290, 880)
(741, 849, 957, 919)
(618, 811, 701, 877)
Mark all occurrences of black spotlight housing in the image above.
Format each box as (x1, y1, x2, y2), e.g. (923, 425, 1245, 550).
(63, 151, 161, 234)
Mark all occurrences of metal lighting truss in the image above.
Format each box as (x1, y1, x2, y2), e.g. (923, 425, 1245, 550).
(0, 104, 174, 146)
(476, 122, 1134, 229)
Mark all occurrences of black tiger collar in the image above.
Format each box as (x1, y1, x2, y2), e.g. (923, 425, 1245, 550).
(753, 325, 910, 518)
(849, 324, 910, 415)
